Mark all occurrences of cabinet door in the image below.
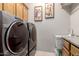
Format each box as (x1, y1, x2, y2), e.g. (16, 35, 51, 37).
(23, 6, 28, 20)
(16, 3, 23, 20)
(62, 47, 69, 56)
(4, 3, 15, 16)
(64, 40, 70, 50)
(71, 45, 79, 56)
(0, 3, 2, 10)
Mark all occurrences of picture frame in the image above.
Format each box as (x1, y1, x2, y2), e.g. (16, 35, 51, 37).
(45, 3, 54, 19)
(34, 6, 42, 22)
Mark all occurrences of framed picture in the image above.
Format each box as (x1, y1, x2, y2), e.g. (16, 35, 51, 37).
(34, 6, 42, 22)
(45, 3, 54, 19)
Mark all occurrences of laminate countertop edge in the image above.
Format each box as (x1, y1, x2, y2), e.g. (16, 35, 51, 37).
(62, 36, 79, 49)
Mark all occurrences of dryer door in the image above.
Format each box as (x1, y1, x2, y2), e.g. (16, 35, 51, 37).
(5, 20, 29, 55)
(27, 23, 37, 56)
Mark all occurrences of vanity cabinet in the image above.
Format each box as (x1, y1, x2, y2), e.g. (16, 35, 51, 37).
(62, 40, 70, 56)
(71, 45, 79, 56)
(62, 38, 79, 56)
(64, 40, 70, 50)
(62, 47, 70, 56)
(0, 3, 28, 21)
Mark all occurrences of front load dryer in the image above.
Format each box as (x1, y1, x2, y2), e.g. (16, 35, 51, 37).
(0, 11, 29, 56)
(27, 23, 37, 56)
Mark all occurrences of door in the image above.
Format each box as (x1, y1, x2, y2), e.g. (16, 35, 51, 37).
(5, 20, 29, 55)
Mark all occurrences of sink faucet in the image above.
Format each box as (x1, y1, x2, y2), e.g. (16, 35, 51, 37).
(71, 29, 74, 36)
(71, 29, 79, 37)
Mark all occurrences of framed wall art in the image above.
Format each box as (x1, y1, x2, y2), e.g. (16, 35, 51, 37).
(34, 6, 42, 22)
(45, 3, 54, 19)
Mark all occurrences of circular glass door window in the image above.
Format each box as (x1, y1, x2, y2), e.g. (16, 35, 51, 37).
(5, 21, 29, 54)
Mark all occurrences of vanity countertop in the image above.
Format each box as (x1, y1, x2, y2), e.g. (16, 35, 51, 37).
(63, 36, 79, 48)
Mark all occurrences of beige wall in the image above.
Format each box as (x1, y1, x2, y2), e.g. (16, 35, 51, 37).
(71, 4, 79, 36)
(27, 3, 70, 52)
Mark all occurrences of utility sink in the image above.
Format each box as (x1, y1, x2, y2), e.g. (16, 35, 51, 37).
(63, 35, 79, 48)
(55, 34, 79, 48)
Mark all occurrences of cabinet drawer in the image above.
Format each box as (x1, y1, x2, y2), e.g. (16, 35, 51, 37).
(62, 47, 69, 56)
(64, 40, 70, 50)
(71, 45, 79, 56)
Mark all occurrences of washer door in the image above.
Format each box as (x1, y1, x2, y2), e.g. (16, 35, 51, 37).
(5, 20, 29, 55)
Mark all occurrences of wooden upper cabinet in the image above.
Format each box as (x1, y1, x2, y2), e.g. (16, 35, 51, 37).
(23, 6, 28, 20)
(0, 3, 2, 10)
(16, 3, 23, 20)
(16, 3, 28, 20)
(0, 3, 28, 21)
(3, 3, 15, 16)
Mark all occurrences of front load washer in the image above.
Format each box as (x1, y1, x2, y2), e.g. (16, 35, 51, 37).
(0, 11, 29, 56)
(27, 23, 37, 56)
